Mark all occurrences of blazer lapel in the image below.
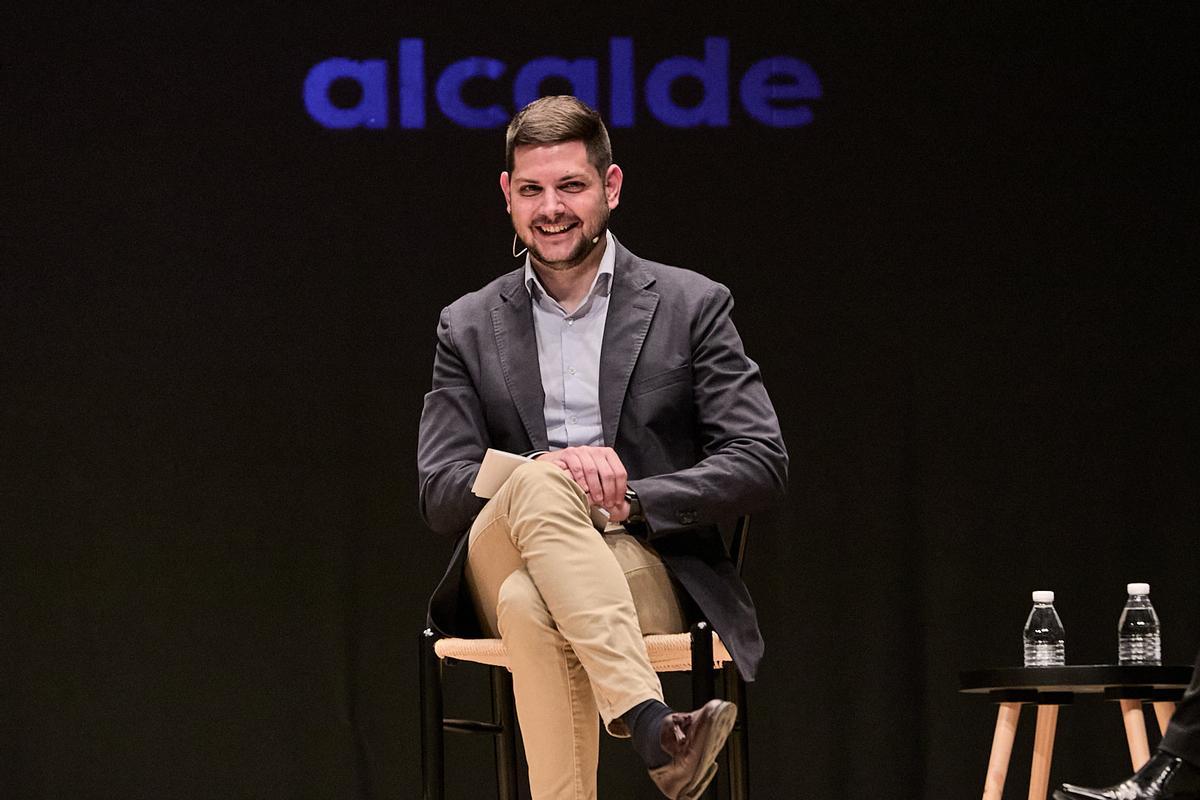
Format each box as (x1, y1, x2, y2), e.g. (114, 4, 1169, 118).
(492, 271, 548, 450)
(599, 243, 659, 447)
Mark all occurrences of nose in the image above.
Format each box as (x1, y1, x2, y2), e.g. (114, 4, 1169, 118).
(538, 188, 565, 218)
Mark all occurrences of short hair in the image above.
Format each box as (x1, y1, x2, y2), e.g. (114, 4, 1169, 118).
(505, 95, 613, 176)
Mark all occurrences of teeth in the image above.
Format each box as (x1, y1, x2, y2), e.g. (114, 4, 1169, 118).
(539, 223, 571, 233)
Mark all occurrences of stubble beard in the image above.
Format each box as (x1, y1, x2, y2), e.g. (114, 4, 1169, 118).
(521, 206, 610, 273)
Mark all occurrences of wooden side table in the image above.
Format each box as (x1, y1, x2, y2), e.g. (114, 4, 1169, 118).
(959, 665, 1192, 800)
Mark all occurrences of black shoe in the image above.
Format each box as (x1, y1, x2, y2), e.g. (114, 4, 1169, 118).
(1054, 751, 1200, 799)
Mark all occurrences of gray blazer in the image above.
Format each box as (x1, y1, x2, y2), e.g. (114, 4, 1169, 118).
(417, 240, 788, 681)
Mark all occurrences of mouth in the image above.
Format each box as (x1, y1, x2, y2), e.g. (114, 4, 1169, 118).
(534, 221, 579, 236)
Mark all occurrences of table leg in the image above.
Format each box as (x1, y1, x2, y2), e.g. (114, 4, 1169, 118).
(1027, 705, 1059, 800)
(1120, 699, 1151, 770)
(983, 702, 1021, 800)
(1153, 702, 1176, 736)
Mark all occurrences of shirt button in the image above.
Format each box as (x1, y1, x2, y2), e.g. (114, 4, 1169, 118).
(570, 415, 578, 424)
(566, 319, 574, 326)
(568, 367, 576, 375)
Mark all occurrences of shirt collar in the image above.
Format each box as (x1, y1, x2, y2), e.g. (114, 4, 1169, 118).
(524, 229, 616, 303)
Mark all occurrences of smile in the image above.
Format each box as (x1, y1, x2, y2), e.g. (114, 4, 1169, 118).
(535, 222, 578, 235)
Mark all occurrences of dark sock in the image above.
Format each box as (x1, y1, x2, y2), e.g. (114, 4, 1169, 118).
(624, 698, 673, 769)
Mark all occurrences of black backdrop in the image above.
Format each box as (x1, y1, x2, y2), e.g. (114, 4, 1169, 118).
(4, 4, 1197, 798)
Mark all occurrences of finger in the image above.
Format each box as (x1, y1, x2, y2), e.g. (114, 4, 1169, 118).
(593, 447, 625, 508)
(593, 451, 619, 509)
(535, 451, 564, 467)
(608, 499, 630, 523)
(559, 451, 588, 493)
(600, 448, 627, 505)
(537, 452, 572, 473)
(576, 449, 606, 504)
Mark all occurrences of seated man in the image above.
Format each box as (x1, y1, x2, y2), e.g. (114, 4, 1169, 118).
(1055, 647, 1200, 799)
(418, 95, 787, 799)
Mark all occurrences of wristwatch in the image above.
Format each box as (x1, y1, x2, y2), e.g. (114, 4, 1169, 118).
(623, 487, 645, 525)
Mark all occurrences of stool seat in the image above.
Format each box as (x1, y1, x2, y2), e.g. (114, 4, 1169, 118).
(434, 632, 734, 672)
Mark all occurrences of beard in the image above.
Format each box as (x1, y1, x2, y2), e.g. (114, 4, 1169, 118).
(520, 205, 610, 271)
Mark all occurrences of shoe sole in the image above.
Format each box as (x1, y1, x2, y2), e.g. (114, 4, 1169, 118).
(679, 701, 737, 800)
(1054, 786, 1200, 800)
(680, 762, 719, 800)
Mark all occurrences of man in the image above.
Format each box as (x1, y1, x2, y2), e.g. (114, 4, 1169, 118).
(418, 95, 787, 800)
(1055, 648, 1200, 799)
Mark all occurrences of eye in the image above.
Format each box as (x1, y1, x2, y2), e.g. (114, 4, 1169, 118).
(561, 181, 585, 192)
(518, 185, 541, 196)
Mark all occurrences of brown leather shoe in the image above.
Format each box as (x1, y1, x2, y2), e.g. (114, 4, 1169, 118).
(648, 699, 737, 799)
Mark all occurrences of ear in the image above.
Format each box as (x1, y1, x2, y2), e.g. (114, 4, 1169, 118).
(499, 171, 512, 213)
(604, 164, 623, 210)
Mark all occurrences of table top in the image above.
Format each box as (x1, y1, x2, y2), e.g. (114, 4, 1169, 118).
(960, 664, 1193, 695)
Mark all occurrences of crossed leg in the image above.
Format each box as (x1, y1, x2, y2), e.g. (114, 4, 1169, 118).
(465, 460, 686, 800)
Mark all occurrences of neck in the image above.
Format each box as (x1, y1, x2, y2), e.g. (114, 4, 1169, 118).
(530, 236, 607, 314)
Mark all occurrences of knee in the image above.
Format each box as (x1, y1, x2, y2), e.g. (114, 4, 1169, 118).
(496, 571, 553, 635)
(506, 459, 585, 505)
(500, 459, 593, 544)
(510, 458, 574, 488)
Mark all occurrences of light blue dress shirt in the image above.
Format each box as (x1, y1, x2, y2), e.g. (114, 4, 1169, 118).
(523, 230, 616, 449)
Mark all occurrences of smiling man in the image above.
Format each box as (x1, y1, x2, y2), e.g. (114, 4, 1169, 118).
(501, 139, 613, 273)
(418, 95, 787, 800)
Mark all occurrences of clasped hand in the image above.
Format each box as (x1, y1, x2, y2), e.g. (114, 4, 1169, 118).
(535, 446, 630, 523)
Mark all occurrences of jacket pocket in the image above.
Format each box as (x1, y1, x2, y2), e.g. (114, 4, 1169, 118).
(628, 364, 690, 397)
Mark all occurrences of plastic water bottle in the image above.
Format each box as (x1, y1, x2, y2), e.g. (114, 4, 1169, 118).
(1023, 590, 1066, 667)
(1118, 582, 1161, 665)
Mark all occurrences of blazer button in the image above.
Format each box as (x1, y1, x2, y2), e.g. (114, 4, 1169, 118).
(677, 509, 698, 525)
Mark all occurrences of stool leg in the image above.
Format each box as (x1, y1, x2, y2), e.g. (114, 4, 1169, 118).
(490, 667, 518, 800)
(1120, 699, 1151, 771)
(689, 623, 716, 800)
(1153, 702, 1177, 736)
(419, 629, 445, 800)
(723, 665, 749, 800)
(982, 702, 1020, 800)
(690, 621, 716, 707)
(1027, 705, 1058, 800)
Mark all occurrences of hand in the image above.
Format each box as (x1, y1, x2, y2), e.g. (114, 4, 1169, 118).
(605, 498, 631, 524)
(535, 446, 628, 513)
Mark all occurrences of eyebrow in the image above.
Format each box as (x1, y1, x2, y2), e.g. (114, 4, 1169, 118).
(514, 172, 590, 185)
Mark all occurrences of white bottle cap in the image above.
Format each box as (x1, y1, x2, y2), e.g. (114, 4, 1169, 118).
(1032, 590, 1055, 603)
(1127, 582, 1150, 595)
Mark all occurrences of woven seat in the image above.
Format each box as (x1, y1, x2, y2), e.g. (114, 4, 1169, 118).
(434, 631, 734, 672)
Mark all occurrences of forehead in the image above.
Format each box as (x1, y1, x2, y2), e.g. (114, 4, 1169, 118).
(510, 140, 595, 182)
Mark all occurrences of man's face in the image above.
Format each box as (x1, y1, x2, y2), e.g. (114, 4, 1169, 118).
(500, 140, 622, 271)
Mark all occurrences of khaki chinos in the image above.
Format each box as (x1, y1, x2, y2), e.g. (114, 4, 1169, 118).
(464, 459, 686, 800)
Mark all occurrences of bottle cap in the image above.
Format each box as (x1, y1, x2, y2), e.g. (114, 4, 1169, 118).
(1032, 590, 1055, 603)
(1127, 582, 1150, 595)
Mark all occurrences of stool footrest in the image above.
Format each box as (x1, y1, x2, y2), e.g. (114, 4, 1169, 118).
(444, 719, 505, 735)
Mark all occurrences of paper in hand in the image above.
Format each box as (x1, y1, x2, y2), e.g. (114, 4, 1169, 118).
(472, 448, 531, 498)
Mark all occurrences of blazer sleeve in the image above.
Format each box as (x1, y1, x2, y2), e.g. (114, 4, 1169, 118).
(631, 283, 788, 538)
(417, 306, 489, 536)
